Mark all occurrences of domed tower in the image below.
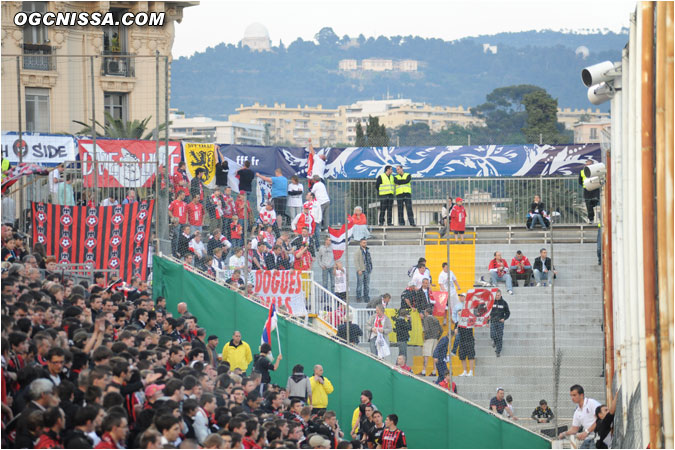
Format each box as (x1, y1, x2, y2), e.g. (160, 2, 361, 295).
(242, 23, 271, 52)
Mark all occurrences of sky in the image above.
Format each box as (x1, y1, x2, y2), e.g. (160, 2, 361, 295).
(173, 0, 637, 58)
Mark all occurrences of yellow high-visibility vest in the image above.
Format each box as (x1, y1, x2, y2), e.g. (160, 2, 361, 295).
(378, 173, 395, 196)
(394, 173, 411, 195)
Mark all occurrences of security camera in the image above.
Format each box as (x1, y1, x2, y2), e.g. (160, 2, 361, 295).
(587, 82, 615, 105)
(583, 176, 602, 192)
(583, 162, 607, 179)
(581, 61, 618, 87)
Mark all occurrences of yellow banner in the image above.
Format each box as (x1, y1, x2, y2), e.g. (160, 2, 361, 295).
(183, 142, 216, 188)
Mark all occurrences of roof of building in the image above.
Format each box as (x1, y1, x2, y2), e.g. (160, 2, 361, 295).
(243, 23, 269, 39)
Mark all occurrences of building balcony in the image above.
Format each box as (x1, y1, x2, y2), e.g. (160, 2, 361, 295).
(101, 51, 135, 77)
(22, 44, 55, 71)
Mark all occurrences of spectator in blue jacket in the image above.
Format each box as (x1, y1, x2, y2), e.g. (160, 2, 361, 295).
(432, 334, 450, 384)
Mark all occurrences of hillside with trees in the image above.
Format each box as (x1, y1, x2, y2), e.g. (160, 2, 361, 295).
(171, 29, 626, 119)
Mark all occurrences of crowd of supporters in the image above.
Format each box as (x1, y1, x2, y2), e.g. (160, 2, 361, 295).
(0, 221, 411, 449)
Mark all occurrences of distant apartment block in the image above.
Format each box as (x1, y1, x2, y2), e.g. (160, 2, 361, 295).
(338, 58, 418, 72)
(573, 119, 611, 144)
(228, 103, 340, 147)
(557, 107, 610, 130)
(337, 99, 483, 144)
(169, 111, 264, 145)
(229, 99, 482, 146)
(338, 59, 358, 71)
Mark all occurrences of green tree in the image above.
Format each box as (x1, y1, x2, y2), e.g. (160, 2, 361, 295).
(522, 90, 566, 144)
(472, 84, 546, 144)
(365, 116, 389, 146)
(73, 113, 168, 140)
(355, 122, 366, 146)
(314, 27, 339, 46)
(263, 123, 272, 145)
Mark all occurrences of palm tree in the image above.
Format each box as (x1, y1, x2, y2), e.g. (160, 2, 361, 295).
(72, 113, 169, 140)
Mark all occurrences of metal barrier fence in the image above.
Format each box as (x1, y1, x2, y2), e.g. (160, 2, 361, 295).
(325, 176, 589, 227)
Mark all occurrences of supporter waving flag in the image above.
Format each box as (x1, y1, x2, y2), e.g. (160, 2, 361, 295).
(328, 221, 354, 260)
(261, 302, 279, 349)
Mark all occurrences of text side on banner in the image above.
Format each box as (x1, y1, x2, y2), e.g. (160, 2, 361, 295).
(78, 139, 181, 188)
(253, 270, 307, 316)
(2, 133, 76, 166)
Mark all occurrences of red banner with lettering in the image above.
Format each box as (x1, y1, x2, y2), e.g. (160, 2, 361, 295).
(77, 139, 181, 188)
(253, 270, 308, 315)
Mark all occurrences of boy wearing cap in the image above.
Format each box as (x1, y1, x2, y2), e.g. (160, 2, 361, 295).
(291, 203, 316, 235)
(450, 197, 467, 242)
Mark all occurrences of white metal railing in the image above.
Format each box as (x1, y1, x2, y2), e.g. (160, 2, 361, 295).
(352, 307, 376, 336)
(310, 282, 350, 329)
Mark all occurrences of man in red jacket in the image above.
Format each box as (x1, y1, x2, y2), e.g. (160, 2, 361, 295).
(450, 197, 467, 242)
(187, 195, 205, 234)
(488, 251, 514, 295)
(509, 250, 533, 288)
(169, 191, 188, 255)
(35, 407, 65, 449)
(95, 414, 128, 449)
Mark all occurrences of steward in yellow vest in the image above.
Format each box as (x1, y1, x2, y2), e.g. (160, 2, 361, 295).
(394, 165, 415, 226)
(375, 166, 395, 226)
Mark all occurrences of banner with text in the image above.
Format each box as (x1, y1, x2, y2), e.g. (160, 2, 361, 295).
(253, 270, 308, 316)
(78, 139, 181, 188)
(2, 133, 76, 166)
(183, 142, 217, 188)
(218, 144, 601, 179)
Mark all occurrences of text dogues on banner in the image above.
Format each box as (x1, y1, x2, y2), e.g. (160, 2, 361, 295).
(254, 270, 307, 316)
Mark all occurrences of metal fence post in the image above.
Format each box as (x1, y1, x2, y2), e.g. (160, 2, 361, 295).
(154, 51, 161, 243)
(16, 56, 24, 232)
(90, 56, 98, 195)
(550, 221, 560, 436)
(164, 55, 170, 243)
(345, 194, 350, 344)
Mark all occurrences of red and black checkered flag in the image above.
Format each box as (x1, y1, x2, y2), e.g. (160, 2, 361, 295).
(32, 200, 154, 282)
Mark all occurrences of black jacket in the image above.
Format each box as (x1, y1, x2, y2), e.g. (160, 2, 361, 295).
(215, 160, 229, 187)
(533, 256, 554, 272)
(190, 177, 204, 199)
(237, 168, 255, 192)
(394, 316, 412, 342)
(490, 298, 511, 322)
(265, 252, 290, 270)
(336, 323, 362, 344)
(530, 202, 545, 214)
(63, 428, 94, 449)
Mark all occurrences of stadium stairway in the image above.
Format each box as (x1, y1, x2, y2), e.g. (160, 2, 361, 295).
(314, 226, 605, 436)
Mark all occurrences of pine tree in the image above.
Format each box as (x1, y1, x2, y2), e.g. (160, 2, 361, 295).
(355, 122, 366, 146)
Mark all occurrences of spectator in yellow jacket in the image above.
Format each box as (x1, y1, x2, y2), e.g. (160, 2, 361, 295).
(221, 331, 253, 372)
(309, 364, 334, 415)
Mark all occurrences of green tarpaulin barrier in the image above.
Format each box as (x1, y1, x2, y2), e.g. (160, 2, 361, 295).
(153, 256, 550, 449)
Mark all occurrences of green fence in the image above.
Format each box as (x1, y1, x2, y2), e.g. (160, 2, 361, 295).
(152, 256, 550, 449)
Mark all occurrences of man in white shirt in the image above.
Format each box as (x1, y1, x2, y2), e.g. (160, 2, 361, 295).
(49, 164, 64, 203)
(310, 175, 330, 230)
(188, 232, 207, 260)
(558, 384, 601, 448)
(438, 262, 461, 311)
(410, 264, 431, 289)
